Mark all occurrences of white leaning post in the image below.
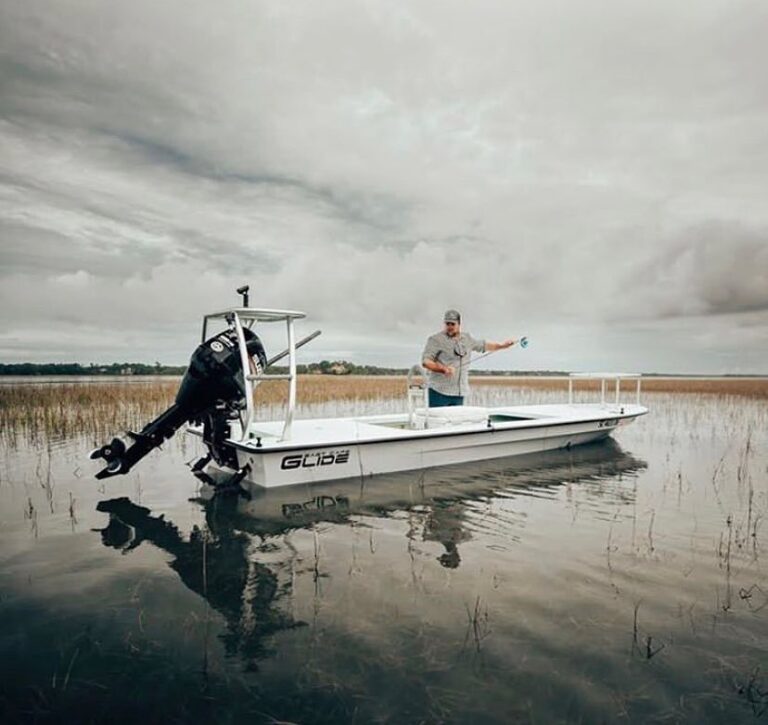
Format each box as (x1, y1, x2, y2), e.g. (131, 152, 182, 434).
(406, 366, 425, 429)
(232, 312, 255, 439)
(281, 316, 297, 441)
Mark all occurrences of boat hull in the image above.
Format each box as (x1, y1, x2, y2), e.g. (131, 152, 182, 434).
(193, 439, 647, 537)
(200, 404, 646, 488)
(239, 427, 611, 488)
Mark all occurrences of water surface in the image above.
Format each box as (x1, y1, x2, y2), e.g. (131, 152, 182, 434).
(1, 389, 767, 723)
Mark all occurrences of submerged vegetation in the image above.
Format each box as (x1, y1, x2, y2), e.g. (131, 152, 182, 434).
(1, 374, 767, 723)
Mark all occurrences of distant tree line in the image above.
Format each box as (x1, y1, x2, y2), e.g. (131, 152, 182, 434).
(285, 361, 568, 376)
(0, 360, 569, 377)
(0, 362, 186, 376)
(287, 361, 410, 376)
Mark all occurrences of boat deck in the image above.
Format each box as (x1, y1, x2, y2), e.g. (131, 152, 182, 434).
(213, 403, 646, 451)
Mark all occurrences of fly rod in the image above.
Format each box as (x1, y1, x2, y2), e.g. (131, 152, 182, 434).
(471, 335, 528, 365)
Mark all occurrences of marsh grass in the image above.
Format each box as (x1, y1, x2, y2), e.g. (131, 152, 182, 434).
(1, 375, 765, 441)
(0, 377, 406, 442)
(475, 376, 768, 398)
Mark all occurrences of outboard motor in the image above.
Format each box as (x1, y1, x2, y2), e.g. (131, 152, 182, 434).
(90, 324, 266, 480)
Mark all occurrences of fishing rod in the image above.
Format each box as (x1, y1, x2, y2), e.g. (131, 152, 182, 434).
(471, 336, 529, 365)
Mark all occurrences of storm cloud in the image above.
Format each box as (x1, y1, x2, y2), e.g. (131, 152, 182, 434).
(1, 0, 767, 372)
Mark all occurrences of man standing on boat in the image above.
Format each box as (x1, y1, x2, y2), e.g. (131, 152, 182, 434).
(422, 309, 517, 407)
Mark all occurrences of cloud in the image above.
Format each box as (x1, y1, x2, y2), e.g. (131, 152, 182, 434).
(614, 221, 768, 319)
(0, 1, 767, 372)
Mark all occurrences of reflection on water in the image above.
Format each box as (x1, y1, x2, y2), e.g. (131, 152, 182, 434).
(1, 392, 768, 723)
(94, 441, 644, 671)
(206, 438, 644, 534)
(95, 497, 305, 664)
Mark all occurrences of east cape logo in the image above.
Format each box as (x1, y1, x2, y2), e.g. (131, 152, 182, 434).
(280, 449, 351, 470)
(597, 419, 619, 428)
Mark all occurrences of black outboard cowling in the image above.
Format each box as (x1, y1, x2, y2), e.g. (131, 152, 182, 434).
(91, 325, 266, 480)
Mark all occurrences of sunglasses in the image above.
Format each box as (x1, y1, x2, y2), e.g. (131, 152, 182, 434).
(444, 321, 458, 326)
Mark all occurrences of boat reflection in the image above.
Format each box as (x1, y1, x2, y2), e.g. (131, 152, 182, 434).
(95, 496, 305, 665)
(201, 438, 646, 557)
(95, 439, 645, 663)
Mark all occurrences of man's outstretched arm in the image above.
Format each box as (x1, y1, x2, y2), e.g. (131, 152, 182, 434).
(484, 338, 518, 353)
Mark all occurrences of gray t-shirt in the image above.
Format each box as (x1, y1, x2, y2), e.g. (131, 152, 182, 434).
(422, 331, 485, 397)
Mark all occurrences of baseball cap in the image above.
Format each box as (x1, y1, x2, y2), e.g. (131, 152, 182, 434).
(443, 309, 461, 323)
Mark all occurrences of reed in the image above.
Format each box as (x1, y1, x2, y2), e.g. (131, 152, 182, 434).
(1, 375, 765, 440)
(0, 377, 407, 440)
(473, 376, 768, 398)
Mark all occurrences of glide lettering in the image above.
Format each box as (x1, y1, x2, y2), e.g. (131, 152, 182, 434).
(281, 449, 351, 470)
(282, 495, 351, 518)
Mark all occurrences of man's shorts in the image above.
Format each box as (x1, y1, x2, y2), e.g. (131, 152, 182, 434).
(428, 388, 464, 407)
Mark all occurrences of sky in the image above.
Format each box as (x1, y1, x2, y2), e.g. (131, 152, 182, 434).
(1, 0, 767, 374)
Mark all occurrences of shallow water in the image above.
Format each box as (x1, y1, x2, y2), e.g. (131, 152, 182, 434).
(1, 389, 767, 724)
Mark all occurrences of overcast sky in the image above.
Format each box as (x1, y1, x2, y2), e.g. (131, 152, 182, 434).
(1, 0, 767, 374)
